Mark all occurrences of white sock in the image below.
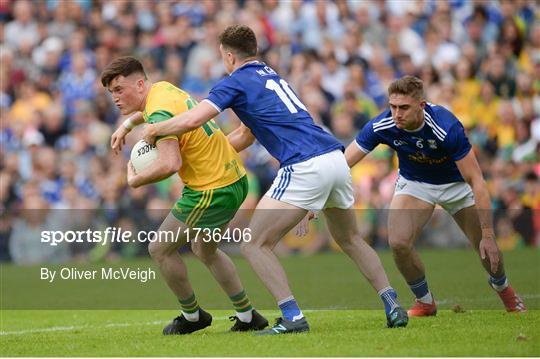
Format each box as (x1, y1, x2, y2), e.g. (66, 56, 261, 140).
(418, 291, 433, 304)
(182, 309, 200, 322)
(236, 309, 253, 323)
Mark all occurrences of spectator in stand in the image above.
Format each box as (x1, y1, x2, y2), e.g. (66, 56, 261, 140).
(1, 1, 537, 264)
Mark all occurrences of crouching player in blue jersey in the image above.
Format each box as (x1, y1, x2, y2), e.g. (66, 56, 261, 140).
(142, 25, 408, 334)
(345, 76, 526, 316)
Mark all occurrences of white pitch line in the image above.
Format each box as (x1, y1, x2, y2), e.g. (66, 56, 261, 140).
(0, 320, 167, 336)
(103, 320, 165, 328)
(0, 325, 89, 336)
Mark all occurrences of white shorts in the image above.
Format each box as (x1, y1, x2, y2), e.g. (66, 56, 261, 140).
(265, 150, 354, 211)
(394, 175, 475, 215)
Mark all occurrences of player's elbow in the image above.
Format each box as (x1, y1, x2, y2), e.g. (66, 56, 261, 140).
(344, 145, 362, 168)
(156, 141, 182, 174)
(164, 161, 180, 175)
(154, 157, 180, 177)
(246, 132, 256, 146)
(242, 127, 256, 146)
(242, 134, 256, 149)
(345, 156, 355, 168)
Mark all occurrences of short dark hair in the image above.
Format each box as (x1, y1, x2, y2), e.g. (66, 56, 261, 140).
(100, 56, 146, 87)
(218, 25, 258, 59)
(388, 75, 425, 100)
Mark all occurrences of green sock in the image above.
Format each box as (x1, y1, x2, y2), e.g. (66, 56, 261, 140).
(179, 293, 200, 316)
(230, 290, 253, 313)
(230, 290, 253, 322)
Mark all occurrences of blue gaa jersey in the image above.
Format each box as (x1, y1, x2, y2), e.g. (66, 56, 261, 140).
(355, 103, 472, 184)
(205, 61, 343, 167)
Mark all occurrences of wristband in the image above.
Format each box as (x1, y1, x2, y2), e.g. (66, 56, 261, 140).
(122, 117, 136, 130)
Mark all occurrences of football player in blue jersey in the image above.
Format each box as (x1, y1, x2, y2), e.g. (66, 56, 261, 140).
(142, 25, 408, 334)
(345, 76, 526, 316)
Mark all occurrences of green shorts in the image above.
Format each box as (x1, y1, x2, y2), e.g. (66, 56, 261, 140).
(171, 175, 248, 228)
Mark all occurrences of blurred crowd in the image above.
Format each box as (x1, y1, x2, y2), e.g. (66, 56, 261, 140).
(1, 0, 539, 264)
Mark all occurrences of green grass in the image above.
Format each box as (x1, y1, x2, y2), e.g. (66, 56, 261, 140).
(1, 248, 539, 356)
(1, 309, 538, 357)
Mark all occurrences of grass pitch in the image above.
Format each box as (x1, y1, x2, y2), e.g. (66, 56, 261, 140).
(1, 248, 539, 357)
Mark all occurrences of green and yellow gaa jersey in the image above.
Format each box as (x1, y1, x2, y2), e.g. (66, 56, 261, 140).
(143, 81, 246, 191)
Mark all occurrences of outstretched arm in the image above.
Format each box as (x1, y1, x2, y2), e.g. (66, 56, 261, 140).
(142, 101, 218, 144)
(455, 149, 499, 272)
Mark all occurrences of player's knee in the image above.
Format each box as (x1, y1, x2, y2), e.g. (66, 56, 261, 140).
(388, 236, 413, 254)
(239, 241, 251, 257)
(337, 229, 361, 244)
(148, 241, 167, 262)
(190, 243, 202, 258)
(240, 240, 258, 258)
(191, 244, 216, 265)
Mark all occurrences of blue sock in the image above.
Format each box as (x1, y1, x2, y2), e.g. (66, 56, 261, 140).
(408, 276, 430, 299)
(378, 287, 401, 315)
(490, 274, 507, 286)
(278, 296, 303, 321)
(489, 274, 508, 291)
